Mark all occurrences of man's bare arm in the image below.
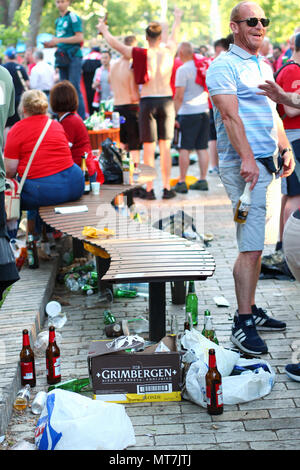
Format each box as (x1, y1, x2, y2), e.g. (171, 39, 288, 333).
(167, 7, 183, 48)
(211, 93, 259, 189)
(97, 20, 132, 59)
(258, 80, 300, 108)
(44, 31, 83, 48)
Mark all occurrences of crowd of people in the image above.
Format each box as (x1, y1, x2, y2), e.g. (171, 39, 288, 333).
(0, 0, 300, 381)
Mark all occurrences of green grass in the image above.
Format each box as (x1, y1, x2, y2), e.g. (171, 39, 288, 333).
(0, 285, 12, 308)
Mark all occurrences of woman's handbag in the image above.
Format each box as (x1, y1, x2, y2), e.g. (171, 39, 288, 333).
(4, 118, 52, 221)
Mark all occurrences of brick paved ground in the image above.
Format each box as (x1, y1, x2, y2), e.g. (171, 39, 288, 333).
(1, 156, 300, 451)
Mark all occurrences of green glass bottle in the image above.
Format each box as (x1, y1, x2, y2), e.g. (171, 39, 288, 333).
(203, 316, 219, 345)
(114, 288, 137, 298)
(48, 377, 91, 393)
(202, 309, 211, 336)
(103, 309, 116, 325)
(185, 281, 198, 326)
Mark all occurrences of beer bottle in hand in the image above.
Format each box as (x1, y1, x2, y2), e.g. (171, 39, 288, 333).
(205, 348, 223, 415)
(27, 234, 39, 269)
(81, 153, 90, 194)
(20, 329, 36, 387)
(46, 326, 61, 385)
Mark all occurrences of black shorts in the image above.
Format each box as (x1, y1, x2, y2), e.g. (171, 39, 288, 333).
(139, 96, 175, 143)
(286, 138, 300, 196)
(209, 108, 217, 141)
(113, 104, 141, 151)
(178, 112, 209, 150)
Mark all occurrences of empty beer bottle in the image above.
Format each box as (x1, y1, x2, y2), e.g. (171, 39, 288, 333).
(48, 377, 91, 393)
(114, 288, 137, 298)
(185, 281, 198, 326)
(20, 329, 36, 387)
(46, 326, 61, 385)
(103, 309, 116, 325)
(184, 310, 193, 331)
(27, 235, 39, 269)
(13, 384, 31, 411)
(81, 153, 91, 194)
(205, 348, 223, 415)
(234, 182, 251, 224)
(202, 315, 219, 345)
(201, 309, 211, 336)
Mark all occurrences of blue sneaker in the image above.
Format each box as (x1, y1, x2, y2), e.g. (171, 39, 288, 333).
(285, 363, 300, 382)
(251, 306, 286, 331)
(231, 314, 268, 356)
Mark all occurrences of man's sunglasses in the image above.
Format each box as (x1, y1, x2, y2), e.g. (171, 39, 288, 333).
(235, 17, 270, 27)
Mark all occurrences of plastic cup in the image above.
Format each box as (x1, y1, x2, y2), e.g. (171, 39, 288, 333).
(45, 301, 61, 318)
(91, 182, 100, 195)
(31, 391, 47, 415)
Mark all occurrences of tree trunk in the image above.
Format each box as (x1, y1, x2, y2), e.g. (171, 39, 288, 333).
(26, 0, 44, 48)
(7, 0, 23, 25)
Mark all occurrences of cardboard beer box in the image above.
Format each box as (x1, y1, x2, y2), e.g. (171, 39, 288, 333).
(87, 335, 182, 403)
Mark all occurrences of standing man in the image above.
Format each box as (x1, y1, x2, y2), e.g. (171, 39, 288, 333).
(2, 47, 29, 132)
(97, 8, 182, 200)
(109, 36, 140, 166)
(173, 41, 210, 194)
(206, 1, 295, 355)
(29, 50, 55, 98)
(91, 50, 113, 110)
(0, 66, 19, 300)
(43, 0, 85, 120)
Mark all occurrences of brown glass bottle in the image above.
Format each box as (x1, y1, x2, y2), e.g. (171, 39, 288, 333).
(46, 326, 61, 385)
(205, 348, 223, 415)
(20, 329, 36, 387)
(81, 153, 90, 194)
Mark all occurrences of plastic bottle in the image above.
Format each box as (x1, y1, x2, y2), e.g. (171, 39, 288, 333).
(234, 183, 251, 224)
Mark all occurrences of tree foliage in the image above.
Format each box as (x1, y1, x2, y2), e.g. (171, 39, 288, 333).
(0, 0, 299, 51)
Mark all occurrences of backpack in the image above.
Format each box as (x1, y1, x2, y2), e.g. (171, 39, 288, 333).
(274, 61, 300, 119)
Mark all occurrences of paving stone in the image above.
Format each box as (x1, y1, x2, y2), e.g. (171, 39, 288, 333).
(1, 160, 300, 451)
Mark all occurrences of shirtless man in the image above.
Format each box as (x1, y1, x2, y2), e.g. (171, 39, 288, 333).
(97, 8, 182, 200)
(109, 36, 140, 166)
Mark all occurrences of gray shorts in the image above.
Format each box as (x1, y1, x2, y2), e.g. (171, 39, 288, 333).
(283, 210, 300, 282)
(219, 162, 280, 252)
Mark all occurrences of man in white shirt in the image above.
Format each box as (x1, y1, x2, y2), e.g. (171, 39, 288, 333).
(29, 50, 55, 97)
(174, 42, 210, 193)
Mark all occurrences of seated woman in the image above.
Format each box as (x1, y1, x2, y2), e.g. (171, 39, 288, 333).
(4, 89, 84, 240)
(49, 80, 104, 183)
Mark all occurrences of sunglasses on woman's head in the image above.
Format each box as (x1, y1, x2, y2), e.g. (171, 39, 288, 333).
(235, 17, 270, 27)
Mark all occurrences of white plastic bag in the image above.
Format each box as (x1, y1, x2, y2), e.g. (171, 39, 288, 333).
(180, 328, 240, 376)
(35, 389, 136, 450)
(184, 357, 275, 407)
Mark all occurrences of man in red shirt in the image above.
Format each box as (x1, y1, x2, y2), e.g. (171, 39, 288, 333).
(270, 32, 300, 255)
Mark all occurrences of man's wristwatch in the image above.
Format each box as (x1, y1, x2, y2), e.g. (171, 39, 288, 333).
(281, 147, 292, 157)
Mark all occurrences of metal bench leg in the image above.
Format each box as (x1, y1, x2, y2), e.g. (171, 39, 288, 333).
(149, 282, 166, 342)
(170, 281, 187, 304)
(95, 256, 113, 294)
(72, 238, 85, 258)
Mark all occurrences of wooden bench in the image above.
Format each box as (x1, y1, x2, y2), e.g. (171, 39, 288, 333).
(39, 183, 215, 341)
